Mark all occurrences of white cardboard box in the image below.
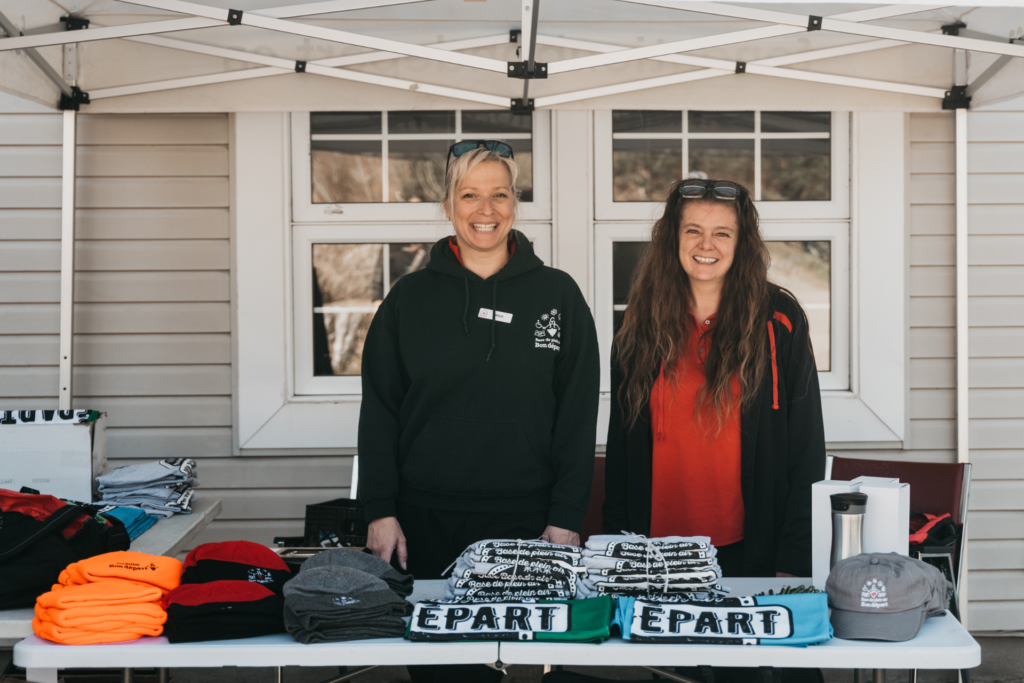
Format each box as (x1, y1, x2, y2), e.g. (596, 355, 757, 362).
(0, 410, 107, 502)
(812, 479, 859, 589)
(854, 476, 911, 557)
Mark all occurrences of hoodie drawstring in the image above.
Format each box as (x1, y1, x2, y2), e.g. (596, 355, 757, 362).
(486, 279, 498, 362)
(767, 320, 779, 410)
(461, 277, 470, 336)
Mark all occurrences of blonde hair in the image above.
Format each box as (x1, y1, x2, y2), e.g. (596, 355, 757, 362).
(442, 146, 520, 219)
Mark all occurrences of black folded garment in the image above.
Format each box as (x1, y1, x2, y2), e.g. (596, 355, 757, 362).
(162, 580, 286, 643)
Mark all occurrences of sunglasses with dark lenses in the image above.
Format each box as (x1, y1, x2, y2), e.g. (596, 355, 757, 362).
(678, 179, 743, 201)
(446, 140, 514, 172)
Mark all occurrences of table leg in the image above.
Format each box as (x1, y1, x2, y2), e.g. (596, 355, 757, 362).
(158, 668, 169, 683)
(277, 666, 283, 683)
(24, 668, 58, 683)
(122, 668, 134, 683)
(873, 670, 885, 683)
(854, 669, 864, 683)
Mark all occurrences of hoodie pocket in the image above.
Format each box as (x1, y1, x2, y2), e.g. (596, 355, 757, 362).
(402, 415, 547, 498)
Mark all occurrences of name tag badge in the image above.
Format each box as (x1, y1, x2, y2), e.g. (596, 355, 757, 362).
(478, 308, 513, 324)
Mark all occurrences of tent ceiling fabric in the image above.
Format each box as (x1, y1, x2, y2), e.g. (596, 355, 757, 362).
(0, 0, 1021, 111)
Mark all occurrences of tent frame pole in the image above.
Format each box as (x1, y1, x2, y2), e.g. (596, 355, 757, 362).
(59, 110, 77, 411)
(0, 9, 74, 98)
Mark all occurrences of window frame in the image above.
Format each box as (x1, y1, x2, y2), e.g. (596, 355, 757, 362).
(593, 111, 850, 222)
(291, 110, 552, 223)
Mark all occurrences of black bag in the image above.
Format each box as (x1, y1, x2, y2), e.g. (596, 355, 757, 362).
(0, 498, 130, 609)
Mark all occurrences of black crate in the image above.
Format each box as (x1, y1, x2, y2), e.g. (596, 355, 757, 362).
(303, 498, 368, 548)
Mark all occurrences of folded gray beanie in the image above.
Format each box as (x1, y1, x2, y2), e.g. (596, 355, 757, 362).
(301, 549, 414, 598)
(283, 566, 408, 643)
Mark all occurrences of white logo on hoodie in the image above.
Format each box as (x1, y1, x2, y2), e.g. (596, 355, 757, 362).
(534, 309, 561, 351)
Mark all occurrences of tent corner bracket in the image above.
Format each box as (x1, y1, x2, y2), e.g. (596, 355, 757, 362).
(735, 61, 746, 73)
(510, 29, 521, 43)
(511, 97, 534, 113)
(228, 9, 243, 26)
(942, 85, 971, 110)
(60, 16, 90, 31)
(508, 61, 547, 78)
(59, 86, 89, 111)
(295, 60, 306, 73)
(807, 16, 822, 31)
(942, 22, 967, 36)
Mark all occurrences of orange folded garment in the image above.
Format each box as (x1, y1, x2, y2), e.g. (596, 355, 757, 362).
(33, 617, 163, 645)
(38, 579, 164, 610)
(35, 602, 166, 630)
(58, 552, 182, 592)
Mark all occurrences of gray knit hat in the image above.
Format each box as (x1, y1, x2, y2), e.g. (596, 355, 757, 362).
(301, 549, 414, 597)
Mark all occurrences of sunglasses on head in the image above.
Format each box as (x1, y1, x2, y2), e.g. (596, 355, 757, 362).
(678, 179, 743, 201)
(445, 140, 514, 172)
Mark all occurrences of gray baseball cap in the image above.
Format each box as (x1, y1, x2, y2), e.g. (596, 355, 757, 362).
(825, 553, 953, 642)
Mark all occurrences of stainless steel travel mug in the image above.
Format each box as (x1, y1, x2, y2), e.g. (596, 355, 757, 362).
(830, 492, 868, 568)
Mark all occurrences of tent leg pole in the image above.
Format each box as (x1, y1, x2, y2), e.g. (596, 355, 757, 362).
(954, 102, 970, 628)
(59, 109, 77, 412)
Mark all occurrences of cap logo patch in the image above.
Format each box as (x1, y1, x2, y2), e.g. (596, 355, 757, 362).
(332, 596, 360, 606)
(861, 579, 888, 608)
(247, 567, 273, 584)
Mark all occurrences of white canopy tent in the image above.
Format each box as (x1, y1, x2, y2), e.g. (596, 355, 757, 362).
(1, 0, 1022, 465)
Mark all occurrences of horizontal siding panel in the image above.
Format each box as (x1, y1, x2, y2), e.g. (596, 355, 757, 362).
(77, 177, 229, 209)
(75, 396, 231, 428)
(77, 209, 229, 240)
(0, 147, 60, 177)
(910, 142, 954, 173)
(968, 142, 1024, 173)
(909, 205, 954, 236)
(0, 178, 59, 208)
(910, 113, 954, 142)
(0, 273, 58, 302)
(968, 511, 1024, 537)
(0, 115, 62, 145)
(78, 146, 229, 177)
(910, 358, 955, 388)
(0, 336, 57, 366)
(972, 419, 1024, 450)
(0, 304, 58, 333)
(192, 520, 303, 548)
(201, 488, 349, 521)
(910, 266, 953, 297)
(74, 303, 229, 333)
(972, 328, 1024, 357)
(77, 241, 229, 271)
(971, 389, 1024, 418)
(968, 204, 1024, 235)
(78, 115, 228, 146)
(0, 210, 60, 240)
(971, 266, 1024, 296)
(73, 365, 231, 396)
(910, 327, 954, 358)
(969, 540, 1024, 570)
(968, 480, 1024, 511)
(968, 236, 1024, 266)
(972, 359, 1024, 389)
(0, 367, 57, 397)
(967, 112, 1024, 142)
(910, 236, 954, 266)
(108, 457, 354, 490)
(76, 271, 229, 302)
(969, 570, 1024, 601)
(971, 452, 1024, 481)
(971, 297, 1024, 327)
(828, 449, 955, 463)
(0, 242, 57, 272)
(910, 297, 954, 327)
(968, 174, 1024, 205)
(106, 427, 232, 459)
(909, 174, 954, 205)
(75, 334, 231, 365)
(967, 601, 1024, 631)
(909, 389, 954, 419)
(908, 419, 955, 449)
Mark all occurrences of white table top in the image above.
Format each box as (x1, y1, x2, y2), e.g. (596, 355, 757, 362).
(13, 578, 980, 672)
(0, 497, 222, 643)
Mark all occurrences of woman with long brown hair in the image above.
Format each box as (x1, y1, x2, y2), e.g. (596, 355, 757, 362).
(602, 178, 825, 581)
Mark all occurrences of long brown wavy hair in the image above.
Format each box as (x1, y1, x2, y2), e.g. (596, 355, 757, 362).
(614, 179, 772, 431)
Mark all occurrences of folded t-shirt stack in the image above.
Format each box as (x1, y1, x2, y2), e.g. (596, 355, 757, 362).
(97, 458, 198, 518)
(444, 539, 588, 603)
(283, 549, 412, 643)
(98, 506, 157, 541)
(579, 534, 725, 599)
(32, 551, 181, 645)
(162, 540, 293, 642)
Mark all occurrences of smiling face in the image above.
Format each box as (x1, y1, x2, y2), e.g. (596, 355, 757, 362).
(445, 160, 515, 257)
(678, 201, 739, 290)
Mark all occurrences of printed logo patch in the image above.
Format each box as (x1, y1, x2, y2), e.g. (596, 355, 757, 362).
(248, 567, 273, 584)
(409, 602, 570, 641)
(861, 579, 888, 608)
(332, 596, 360, 606)
(631, 599, 793, 641)
(534, 309, 561, 351)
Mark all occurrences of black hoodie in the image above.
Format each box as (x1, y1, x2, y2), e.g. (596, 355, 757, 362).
(358, 231, 601, 532)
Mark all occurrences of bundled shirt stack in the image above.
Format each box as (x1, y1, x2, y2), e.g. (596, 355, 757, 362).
(98, 506, 157, 541)
(578, 534, 726, 599)
(162, 540, 292, 643)
(97, 458, 198, 518)
(32, 551, 181, 645)
(444, 539, 588, 603)
(283, 549, 413, 643)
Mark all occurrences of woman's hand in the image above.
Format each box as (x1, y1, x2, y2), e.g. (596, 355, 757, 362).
(776, 572, 797, 578)
(541, 525, 581, 547)
(367, 517, 408, 570)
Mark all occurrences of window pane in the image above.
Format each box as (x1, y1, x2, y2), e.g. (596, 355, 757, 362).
(766, 241, 831, 372)
(613, 242, 648, 306)
(312, 244, 385, 376)
(388, 111, 455, 134)
(388, 139, 452, 203)
(613, 138, 682, 202)
(613, 111, 682, 134)
(688, 139, 754, 188)
(389, 243, 432, 288)
(506, 138, 534, 203)
(462, 111, 532, 134)
(761, 139, 830, 201)
(688, 111, 754, 133)
(761, 112, 830, 134)
(312, 140, 382, 203)
(311, 112, 381, 135)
